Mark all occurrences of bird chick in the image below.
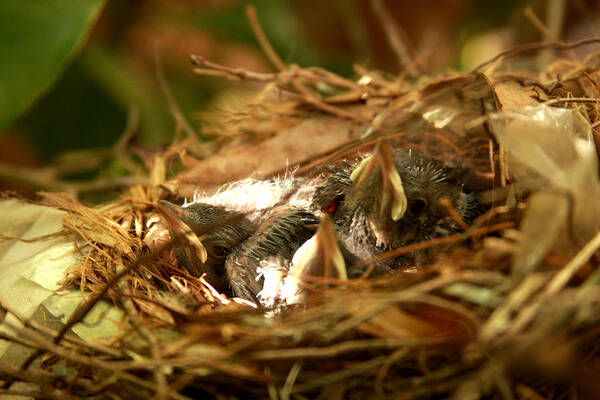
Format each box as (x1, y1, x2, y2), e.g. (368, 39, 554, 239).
(160, 141, 482, 307)
(312, 141, 481, 278)
(157, 200, 257, 291)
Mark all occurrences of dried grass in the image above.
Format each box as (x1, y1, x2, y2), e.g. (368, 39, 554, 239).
(3, 38, 600, 399)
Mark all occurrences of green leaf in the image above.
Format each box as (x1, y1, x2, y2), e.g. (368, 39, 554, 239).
(0, 0, 106, 130)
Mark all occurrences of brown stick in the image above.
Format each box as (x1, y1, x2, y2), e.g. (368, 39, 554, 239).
(474, 37, 600, 71)
(357, 221, 515, 266)
(4, 238, 179, 390)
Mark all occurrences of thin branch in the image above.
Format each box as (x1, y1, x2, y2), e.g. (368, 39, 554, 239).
(6, 238, 179, 389)
(0, 389, 82, 400)
(0, 318, 191, 399)
(545, 228, 600, 295)
(356, 221, 515, 266)
(192, 55, 360, 90)
(543, 96, 600, 105)
(118, 283, 170, 400)
(154, 46, 197, 140)
(474, 37, 600, 71)
(0, 297, 122, 358)
(245, 4, 317, 100)
(523, 5, 576, 65)
(245, 4, 286, 72)
(524, 6, 559, 42)
(190, 55, 369, 122)
(112, 107, 143, 173)
(0, 231, 68, 244)
(247, 338, 446, 361)
(371, 0, 419, 77)
(0, 162, 148, 197)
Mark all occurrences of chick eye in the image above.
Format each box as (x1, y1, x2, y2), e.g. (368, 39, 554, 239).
(408, 198, 427, 216)
(211, 245, 229, 258)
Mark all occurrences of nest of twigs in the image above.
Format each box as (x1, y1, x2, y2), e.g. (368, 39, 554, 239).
(3, 33, 600, 400)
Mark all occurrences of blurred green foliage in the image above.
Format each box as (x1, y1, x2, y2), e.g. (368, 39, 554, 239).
(4, 0, 357, 163)
(0, 0, 106, 130)
(0, 0, 540, 166)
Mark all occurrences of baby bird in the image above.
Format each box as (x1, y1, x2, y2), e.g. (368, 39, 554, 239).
(312, 141, 481, 278)
(159, 141, 481, 308)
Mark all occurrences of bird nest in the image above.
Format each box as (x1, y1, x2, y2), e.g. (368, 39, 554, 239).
(2, 39, 600, 400)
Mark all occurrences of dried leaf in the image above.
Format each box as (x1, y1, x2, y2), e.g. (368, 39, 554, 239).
(492, 80, 539, 110)
(176, 117, 359, 197)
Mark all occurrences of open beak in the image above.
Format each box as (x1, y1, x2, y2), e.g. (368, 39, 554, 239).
(350, 139, 407, 221)
(156, 200, 208, 263)
(290, 214, 347, 280)
(281, 215, 347, 305)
